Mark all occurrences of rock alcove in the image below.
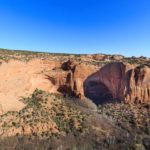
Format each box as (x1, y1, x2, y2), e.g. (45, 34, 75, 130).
(84, 80, 113, 105)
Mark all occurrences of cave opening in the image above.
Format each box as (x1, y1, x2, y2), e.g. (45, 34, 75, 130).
(84, 81, 113, 105)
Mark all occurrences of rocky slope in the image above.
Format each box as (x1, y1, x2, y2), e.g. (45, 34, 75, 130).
(0, 49, 150, 113)
(0, 49, 150, 150)
(0, 89, 149, 150)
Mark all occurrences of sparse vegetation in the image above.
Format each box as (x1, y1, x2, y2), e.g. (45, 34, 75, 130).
(0, 48, 149, 65)
(0, 89, 87, 139)
(98, 103, 150, 134)
(0, 49, 149, 149)
(98, 103, 150, 149)
(0, 90, 149, 149)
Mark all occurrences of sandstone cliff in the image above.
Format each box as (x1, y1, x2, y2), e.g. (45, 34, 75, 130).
(0, 51, 150, 114)
(84, 62, 150, 104)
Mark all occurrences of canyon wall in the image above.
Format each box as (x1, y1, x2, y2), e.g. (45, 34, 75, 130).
(84, 62, 150, 104)
(58, 60, 150, 104)
(0, 59, 149, 114)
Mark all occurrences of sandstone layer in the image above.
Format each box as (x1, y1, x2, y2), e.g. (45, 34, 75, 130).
(0, 57, 149, 114)
(0, 59, 61, 114)
(84, 62, 150, 104)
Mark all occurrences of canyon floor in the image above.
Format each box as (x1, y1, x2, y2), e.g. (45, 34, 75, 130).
(0, 49, 149, 150)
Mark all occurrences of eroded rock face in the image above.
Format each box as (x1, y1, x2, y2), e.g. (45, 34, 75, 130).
(61, 60, 75, 71)
(0, 58, 149, 114)
(0, 59, 61, 113)
(60, 60, 98, 98)
(43, 60, 150, 104)
(84, 62, 150, 104)
(125, 65, 150, 103)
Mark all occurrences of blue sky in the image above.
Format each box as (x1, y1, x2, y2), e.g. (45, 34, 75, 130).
(0, 0, 150, 56)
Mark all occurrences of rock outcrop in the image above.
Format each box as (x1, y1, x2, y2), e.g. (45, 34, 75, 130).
(60, 60, 98, 98)
(59, 61, 150, 104)
(84, 62, 150, 104)
(0, 58, 99, 113)
(84, 62, 126, 104)
(125, 65, 150, 103)
(0, 56, 149, 114)
(0, 59, 61, 113)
